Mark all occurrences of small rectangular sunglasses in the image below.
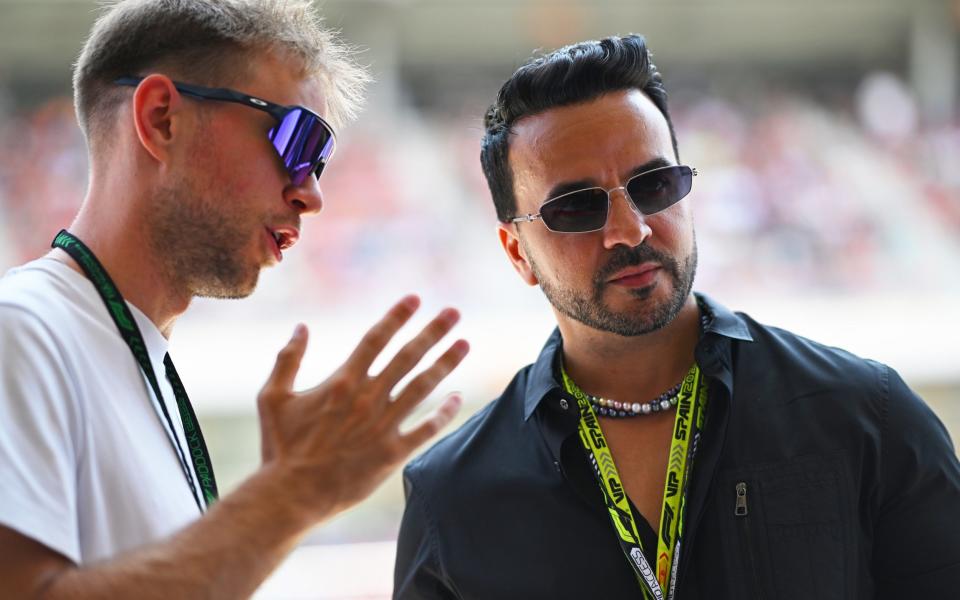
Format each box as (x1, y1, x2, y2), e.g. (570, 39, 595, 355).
(511, 164, 697, 233)
(115, 76, 336, 186)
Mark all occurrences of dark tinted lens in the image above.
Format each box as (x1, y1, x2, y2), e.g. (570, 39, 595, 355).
(625, 166, 693, 215)
(540, 188, 609, 232)
(268, 108, 336, 185)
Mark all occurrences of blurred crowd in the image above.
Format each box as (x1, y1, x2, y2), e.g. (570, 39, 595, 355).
(2, 71, 959, 306)
(0, 98, 88, 266)
(673, 75, 960, 295)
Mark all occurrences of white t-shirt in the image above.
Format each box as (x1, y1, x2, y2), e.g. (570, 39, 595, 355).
(0, 257, 204, 564)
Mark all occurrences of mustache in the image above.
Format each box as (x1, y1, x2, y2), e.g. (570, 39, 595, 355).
(595, 244, 680, 284)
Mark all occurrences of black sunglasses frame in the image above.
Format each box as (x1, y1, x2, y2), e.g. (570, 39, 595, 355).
(114, 76, 336, 183)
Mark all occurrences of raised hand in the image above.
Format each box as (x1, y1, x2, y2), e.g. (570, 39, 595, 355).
(256, 295, 469, 520)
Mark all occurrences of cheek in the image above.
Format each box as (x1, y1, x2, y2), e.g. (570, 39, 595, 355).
(199, 122, 283, 198)
(650, 202, 694, 247)
(529, 231, 600, 279)
(205, 154, 276, 215)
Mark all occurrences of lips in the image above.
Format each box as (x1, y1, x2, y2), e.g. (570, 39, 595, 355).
(270, 226, 300, 251)
(265, 225, 300, 262)
(607, 263, 661, 287)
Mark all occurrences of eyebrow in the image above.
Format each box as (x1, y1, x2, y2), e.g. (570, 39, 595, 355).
(542, 156, 674, 203)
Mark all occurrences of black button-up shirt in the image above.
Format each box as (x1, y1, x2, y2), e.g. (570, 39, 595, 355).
(395, 293, 960, 599)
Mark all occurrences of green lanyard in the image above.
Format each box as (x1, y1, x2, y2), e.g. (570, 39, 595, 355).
(52, 230, 218, 513)
(562, 362, 708, 600)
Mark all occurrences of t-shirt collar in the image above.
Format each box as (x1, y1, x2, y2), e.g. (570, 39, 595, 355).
(127, 301, 170, 373)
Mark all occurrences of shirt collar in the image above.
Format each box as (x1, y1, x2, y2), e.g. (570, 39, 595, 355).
(521, 292, 753, 421)
(522, 328, 564, 421)
(696, 291, 753, 342)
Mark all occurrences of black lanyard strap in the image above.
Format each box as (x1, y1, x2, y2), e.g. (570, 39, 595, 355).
(52, 230, 218, 512)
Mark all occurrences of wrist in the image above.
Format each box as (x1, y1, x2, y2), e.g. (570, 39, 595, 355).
(246, 462, 340, 529)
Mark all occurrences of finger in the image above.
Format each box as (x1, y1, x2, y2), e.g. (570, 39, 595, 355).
(399, 392, 464, 453)
(387, 339, 469, 422)
(265, 324, 308, 393)
(372, 308, 460, 395)
(343, 295, 420, 376)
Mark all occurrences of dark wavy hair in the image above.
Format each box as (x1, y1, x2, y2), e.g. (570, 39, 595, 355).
(480, 34, 678, 222)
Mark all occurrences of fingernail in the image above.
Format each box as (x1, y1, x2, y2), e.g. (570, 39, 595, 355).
(293, 323, 306, 338)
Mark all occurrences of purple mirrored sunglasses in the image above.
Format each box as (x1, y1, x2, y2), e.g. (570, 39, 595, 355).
(115, 76, 336, 186)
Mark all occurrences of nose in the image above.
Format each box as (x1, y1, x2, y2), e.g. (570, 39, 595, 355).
(284, 175, 324, 216)
(602, 188, 651, 249)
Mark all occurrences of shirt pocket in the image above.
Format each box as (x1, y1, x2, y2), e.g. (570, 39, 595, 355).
(715, 453, 853, 600)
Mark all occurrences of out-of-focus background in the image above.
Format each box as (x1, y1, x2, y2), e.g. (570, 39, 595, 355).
(2, 0, 959, 597)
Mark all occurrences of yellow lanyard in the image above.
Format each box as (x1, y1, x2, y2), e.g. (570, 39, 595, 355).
(562, 363, 708, 600)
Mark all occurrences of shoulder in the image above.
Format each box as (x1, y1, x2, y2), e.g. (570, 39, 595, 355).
(0, 258, 93, 321)
(733, 310, 887, 394)
(404, 364, 535, 492)
(0, 260, 90, 403)
(0, 262, 67, 355)
(0, 259, 106, 404)
(0, 258, 104, 346)
(725, 310, 947, 467)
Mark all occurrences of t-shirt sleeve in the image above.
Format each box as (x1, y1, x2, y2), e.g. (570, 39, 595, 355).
(872, 365, 960, 598)
(0, 304, 81, 563)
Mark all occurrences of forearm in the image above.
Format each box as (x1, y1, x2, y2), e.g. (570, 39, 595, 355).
(41, 466, 327, 600)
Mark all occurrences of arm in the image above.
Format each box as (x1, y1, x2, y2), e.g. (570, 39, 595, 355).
(1, 295, 469, 599)
(394, 467, 459, 600)
(872, 366, 960, 599)
(1, 468, 319, 599)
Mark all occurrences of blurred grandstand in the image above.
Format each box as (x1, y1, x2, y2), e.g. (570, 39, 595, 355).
(1, 0, 958, 597)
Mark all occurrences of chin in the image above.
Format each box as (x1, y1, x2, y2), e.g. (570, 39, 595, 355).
(191, 270, 260, 300)
(624, 284, 658, 302)
(604, 279, 665, 307)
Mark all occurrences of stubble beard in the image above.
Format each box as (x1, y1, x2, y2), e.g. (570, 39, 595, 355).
(146, 176, 261, 300)
(528, 237, 698, 337)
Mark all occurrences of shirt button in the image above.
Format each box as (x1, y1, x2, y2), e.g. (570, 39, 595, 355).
(559, 398, 569, 410)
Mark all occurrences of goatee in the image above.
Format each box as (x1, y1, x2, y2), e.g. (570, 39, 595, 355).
(531, 239, 697, 336)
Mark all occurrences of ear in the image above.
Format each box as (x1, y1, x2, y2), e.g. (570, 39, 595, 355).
(129, 74, 186, 166)
(497, 223, 539, 286)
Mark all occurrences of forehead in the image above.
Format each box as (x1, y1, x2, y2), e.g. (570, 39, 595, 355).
(508, 89, 674, 206)
(241, 49, 328, 118)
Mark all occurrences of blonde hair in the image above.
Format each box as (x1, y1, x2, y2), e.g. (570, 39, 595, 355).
(73, 0, 370, 147)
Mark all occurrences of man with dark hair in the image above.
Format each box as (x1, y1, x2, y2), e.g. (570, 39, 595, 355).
(0, 1, 468, 598)
(394, 34, 960, 599)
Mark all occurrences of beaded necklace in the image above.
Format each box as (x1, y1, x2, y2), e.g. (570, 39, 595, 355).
(572, 307, 711, 419)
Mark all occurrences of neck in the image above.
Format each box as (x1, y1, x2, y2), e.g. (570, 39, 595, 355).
(558, 294, 701, 403)
(50, 197, 190, 339)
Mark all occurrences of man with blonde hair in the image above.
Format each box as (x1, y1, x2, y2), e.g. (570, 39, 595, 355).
(0, 1, 468, 597)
